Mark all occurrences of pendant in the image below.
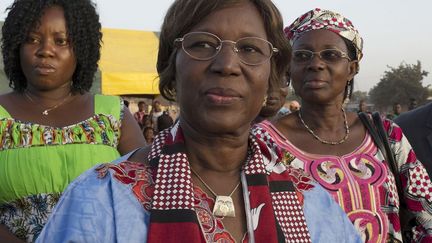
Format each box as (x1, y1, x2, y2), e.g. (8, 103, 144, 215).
(42, 110, 49, 115)
(213, 195, 235, 217)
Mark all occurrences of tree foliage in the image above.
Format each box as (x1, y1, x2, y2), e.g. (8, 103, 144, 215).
(351, 90, 368, 103)
(369, 61, 429, 110)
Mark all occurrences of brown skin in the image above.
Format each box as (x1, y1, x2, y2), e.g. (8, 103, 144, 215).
(259, 84, 289, 119)
(0, 8, 145, 241)
(131, 2, 270, 241)
(0, 225, 23, 243)
(274, 29, 366, 156)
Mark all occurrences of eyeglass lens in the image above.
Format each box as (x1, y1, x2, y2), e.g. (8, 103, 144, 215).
(180, 32, 274, 65)
(292, 49, 347, 63)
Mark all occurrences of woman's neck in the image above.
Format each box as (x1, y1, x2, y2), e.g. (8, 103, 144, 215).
(25, 84, 73, 101)
(300, 102, 346, 131)
(180, 119, 250, 173)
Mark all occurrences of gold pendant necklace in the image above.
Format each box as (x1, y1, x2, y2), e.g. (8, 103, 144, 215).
(298, 107, 350, 145)
(24, 91, 72, 116)
(190, 167, 240, 218)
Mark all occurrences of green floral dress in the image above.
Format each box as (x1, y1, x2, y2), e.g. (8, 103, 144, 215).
(0, 94, 123, 242)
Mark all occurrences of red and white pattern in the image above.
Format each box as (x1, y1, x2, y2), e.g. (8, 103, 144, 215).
(255, 119, 432, 243)
(101, 124, 316, 242)
(284, 8, 363, 61)
(272, 191, 311, 242)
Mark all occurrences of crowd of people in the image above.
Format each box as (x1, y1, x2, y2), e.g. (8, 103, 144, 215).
(130, 99, 176, 145)
(0, 0, 431, 242)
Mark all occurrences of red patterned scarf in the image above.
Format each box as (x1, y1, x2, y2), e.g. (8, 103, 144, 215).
(141, 124, 313, 242)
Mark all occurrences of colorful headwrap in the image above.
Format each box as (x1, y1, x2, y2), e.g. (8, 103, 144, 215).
(284, 8, 363, 61)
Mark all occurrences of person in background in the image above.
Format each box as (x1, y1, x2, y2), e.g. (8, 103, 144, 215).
(254, 8, 432, 242)
(0, 0, 145, 242)
(37, 1, 360, 242)
(167, 104, 179, 122)
(386, 102, 402, 120)
(157, 111, 174, 132)
(408, 98, 418, 111)
(254, 74, 289, 123)
(150, 99, 163, 131)
(134, 100, 148, 128)
(142, 115, 153, 129)
(142, 126, 155, 146)
(395, 102, 432, 176)
(357, 99, 368, 113)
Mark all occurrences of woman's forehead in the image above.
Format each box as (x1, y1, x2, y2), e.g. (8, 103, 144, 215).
(188, 2, 267, 40)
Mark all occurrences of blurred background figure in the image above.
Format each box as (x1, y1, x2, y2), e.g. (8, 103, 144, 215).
(149, 100, 163, 131)
(0, 0, 145, 242)
(386, 102, 402, 120)
(142, 126, 155, 145)
(157, 112, 174, 132)
(357, 99, 368, 113)
(408, 98, 418, 111)
(133, 100, 148, 128)
(255, 74, 289, 123)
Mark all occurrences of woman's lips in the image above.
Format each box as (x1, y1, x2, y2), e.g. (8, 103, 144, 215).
(34, 64, 56, 75)
(205, 88, 241, 105)
(304, 80, 327, 88)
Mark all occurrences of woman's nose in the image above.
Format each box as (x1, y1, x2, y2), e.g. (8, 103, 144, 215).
(307, 53, 326, 70)
(210, 43, 242, 76)
(36, 40, 55, 57)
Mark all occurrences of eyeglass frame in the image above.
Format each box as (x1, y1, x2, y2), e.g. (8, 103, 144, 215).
(174, 31, 279, 66)
(291, 48, 351, 64)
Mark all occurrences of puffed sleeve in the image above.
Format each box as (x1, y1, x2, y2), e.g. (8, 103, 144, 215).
(35, 162, 151, 243)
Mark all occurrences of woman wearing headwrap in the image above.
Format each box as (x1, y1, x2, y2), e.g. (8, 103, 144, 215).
(254, 8, 432, 242)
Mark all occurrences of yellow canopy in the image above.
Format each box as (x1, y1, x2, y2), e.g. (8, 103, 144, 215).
(100, 28, 160, 95)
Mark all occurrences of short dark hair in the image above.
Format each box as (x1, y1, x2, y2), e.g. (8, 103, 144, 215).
(1, 0, 102, 93)
(157, 0, 290, 101)
(157, 112, 174, 131)
(138, 101, 146, 106)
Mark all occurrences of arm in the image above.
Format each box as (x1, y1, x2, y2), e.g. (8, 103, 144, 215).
(117, 107, 146, 155)
(0, 225, 24, 243)
(387, 120, 432, 242)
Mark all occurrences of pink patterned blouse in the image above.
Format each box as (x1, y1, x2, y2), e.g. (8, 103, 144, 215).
(254, 119, 432, 243)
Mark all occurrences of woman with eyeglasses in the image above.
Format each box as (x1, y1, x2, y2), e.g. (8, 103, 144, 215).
(37, 1, 361, 242)
(254, 8, 432, 242)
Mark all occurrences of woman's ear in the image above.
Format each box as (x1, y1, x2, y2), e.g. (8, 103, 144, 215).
(348, 60, 359, 80)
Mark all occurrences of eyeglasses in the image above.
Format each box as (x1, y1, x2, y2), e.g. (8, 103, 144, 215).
(292, 49, 351, 64)
(174, 32, 279, 66)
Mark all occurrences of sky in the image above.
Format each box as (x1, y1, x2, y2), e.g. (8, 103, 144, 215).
(1, 0, 431, 92)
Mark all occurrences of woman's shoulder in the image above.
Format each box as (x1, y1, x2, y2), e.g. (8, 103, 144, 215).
(36, 159, 152, 243)
(0, 92, 19, 117)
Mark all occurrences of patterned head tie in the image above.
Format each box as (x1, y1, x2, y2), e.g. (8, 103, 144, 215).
(284, 8, 363, 61)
